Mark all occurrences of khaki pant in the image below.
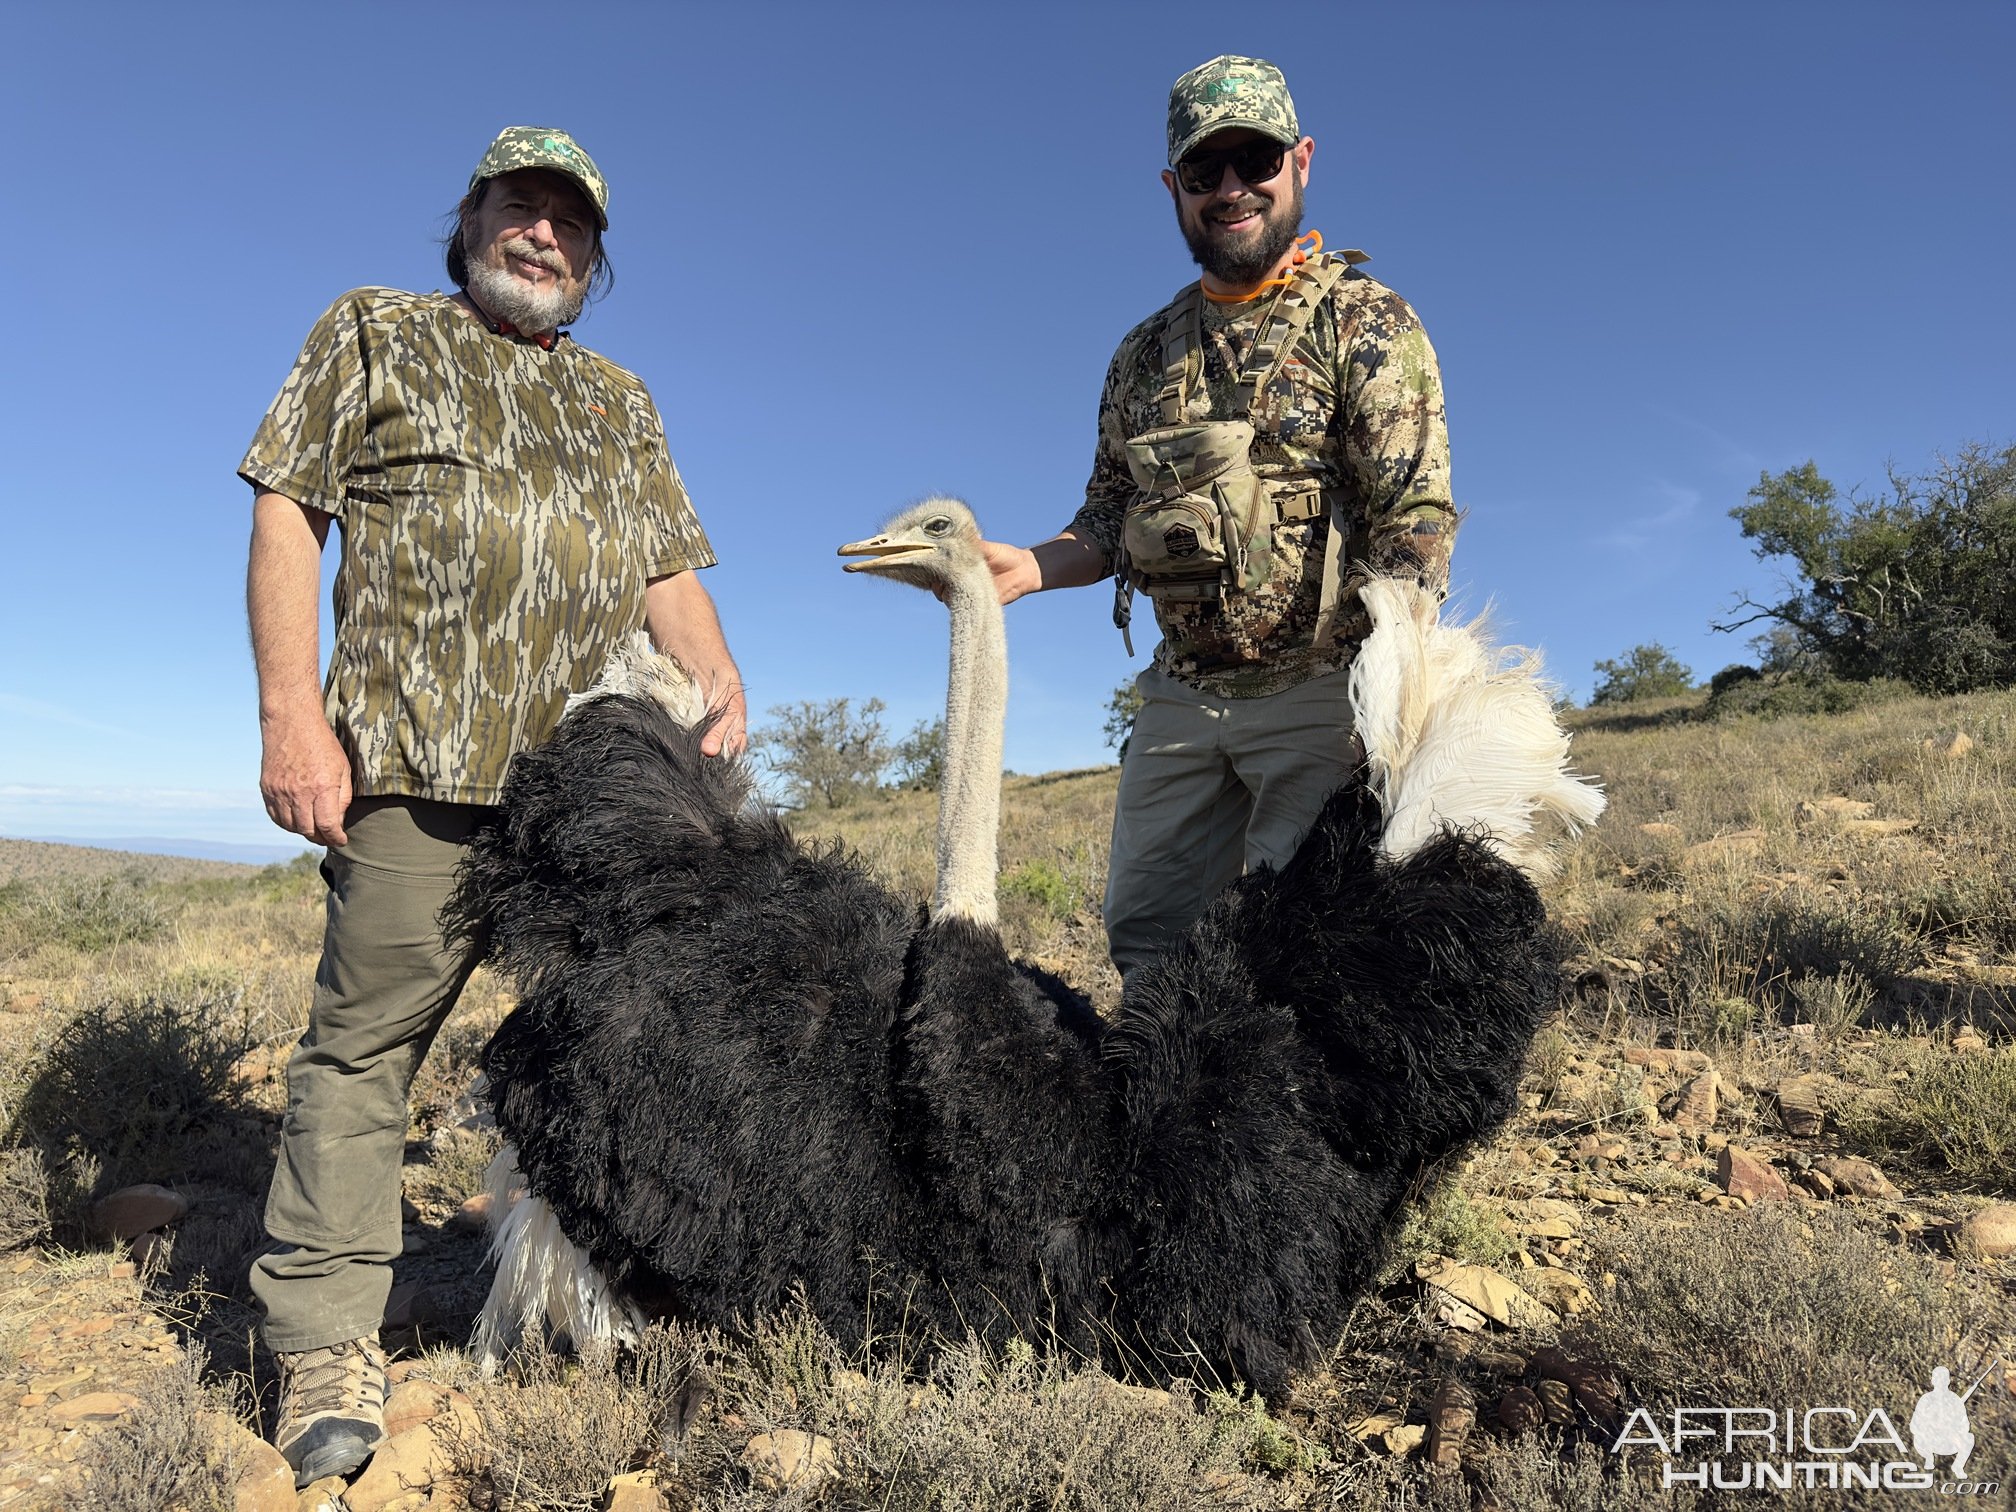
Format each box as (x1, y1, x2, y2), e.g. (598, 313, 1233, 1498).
(251, 797, 490, 1353)
(1104, 664, 1358, 977)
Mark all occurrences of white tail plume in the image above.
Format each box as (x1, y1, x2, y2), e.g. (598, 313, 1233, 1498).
(1349, 578, 1605, 878)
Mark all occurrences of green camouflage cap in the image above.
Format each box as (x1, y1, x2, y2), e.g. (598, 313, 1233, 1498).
(469, 126, 609, 230)
(1166, 55, 1300, 166)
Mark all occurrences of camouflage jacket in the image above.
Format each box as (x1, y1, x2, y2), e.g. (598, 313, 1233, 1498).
(1071, 254, 1454, 696)
(240, 288, 715, 803)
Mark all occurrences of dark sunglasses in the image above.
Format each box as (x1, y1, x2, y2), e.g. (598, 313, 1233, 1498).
(1175, 140, 1289, 195)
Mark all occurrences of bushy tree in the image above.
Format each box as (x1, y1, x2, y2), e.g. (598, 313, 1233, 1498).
(1590, 643, 1695, 705)
(755, 697, 891, 808)
(1718, 443, 2016, 693)
(890, 718, 946, 792)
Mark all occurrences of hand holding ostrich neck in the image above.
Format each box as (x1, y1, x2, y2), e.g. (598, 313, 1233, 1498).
(839, 503, 1006, 926)
(455, 495, 1603, 1391)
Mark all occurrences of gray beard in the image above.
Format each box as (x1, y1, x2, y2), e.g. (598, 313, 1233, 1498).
(1180, 175, 1305, 286)
(465, 254, 585, 335)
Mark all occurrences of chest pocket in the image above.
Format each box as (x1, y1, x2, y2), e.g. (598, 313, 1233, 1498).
(1111, 249, 1363, 652)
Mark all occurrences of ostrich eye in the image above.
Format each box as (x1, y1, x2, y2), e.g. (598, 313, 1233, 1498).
(925, 517, 952, 536)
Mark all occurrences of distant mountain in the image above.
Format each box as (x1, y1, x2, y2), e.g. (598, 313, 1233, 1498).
(4, 834, 310, 868)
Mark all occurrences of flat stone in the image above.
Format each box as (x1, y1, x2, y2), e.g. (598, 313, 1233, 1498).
(1425, 1266, 1557, 1329)
(1525, 1216, 1575, 1241)
(49, 1390, 139, 1422)
(1684, 830, 1765, 866)
(1717, 1146, 1788, 1203)
(1797, 797, 1876, 823)
(28, 1368, 93, 1395)
(1958, 1204, 2016, 1259)
(1844, 818, 1919, 837)
(1812, 1156, 1900, 1199)
(1346, 1411, 1403, 1442)
(449, 1192, 493, 1234)
(89, 1184, 188, 1241)
(741, 1430, 838, 1493)
(606, 1470, 671, 1511)
(1638, 822, 1683, 839)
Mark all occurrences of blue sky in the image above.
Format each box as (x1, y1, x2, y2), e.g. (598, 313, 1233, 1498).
(2, 2, 2011, 852)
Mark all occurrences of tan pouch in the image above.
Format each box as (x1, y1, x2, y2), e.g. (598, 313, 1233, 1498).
(1120, 418, 1270, 599)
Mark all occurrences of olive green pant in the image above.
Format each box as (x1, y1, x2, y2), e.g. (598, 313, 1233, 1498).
(1104, 664, 1358, 978)
(251, 797, 490, 1353)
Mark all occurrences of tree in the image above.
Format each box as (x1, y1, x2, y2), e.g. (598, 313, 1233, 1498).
(1102, 682, 1145, 755)
(1717, 443, 2016, 693)
(1590, 644, 1695, 705)
(889, 719, 945, 792)
(755, 698, 891, 809)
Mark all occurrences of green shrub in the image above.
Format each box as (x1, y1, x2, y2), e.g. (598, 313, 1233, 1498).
(0, 874, 168, 955)
(1701, 673, 1914, 721)
(1842, 1045, 2016, 1194)
(999, 858, 1077, 920)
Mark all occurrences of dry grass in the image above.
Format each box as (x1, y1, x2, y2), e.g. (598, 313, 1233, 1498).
(64, 1345, 245, 1512)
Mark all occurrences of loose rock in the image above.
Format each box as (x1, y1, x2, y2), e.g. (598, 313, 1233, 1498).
(1958, 1204, 2016, 1259)
(605, 1470, 671, 1511)
(1622, 1047, 1712, 1076)
(1495, 1386, 1545, 1433)
(742, 1430, 838, 1494)
(90, 1184, 188, 1242)
(1425, 1266, 1557, 1329)
(1717, 1147, 1788, 1203)
(1424, 1378, 1475, 1469)
(1775, 1074, 1830, 1136)
(1663, 1070, 1720, 1132)
(1811, 1156, 1900, 1199)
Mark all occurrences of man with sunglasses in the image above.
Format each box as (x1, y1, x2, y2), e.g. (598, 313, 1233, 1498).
(982, 55, 1456, 977)
(239, 126, 745, 1486)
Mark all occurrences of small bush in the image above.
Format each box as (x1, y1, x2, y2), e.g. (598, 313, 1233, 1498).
(0, 874, 168, 956)
(1385, 1179, 1517, 1274)
(462, 1330, 698, 1512)
(1701, 673, 1913, 722)
(1578, 1205, 1964, 1438)
(12, 990, 258, 1202)
(1842, 1045, 2016, 1194)
(69, 1347, 244, 1512)
(1660, 893, 1913, 1040)
(0, 1147, 51, 1251)
(999, 858, 1077, 920)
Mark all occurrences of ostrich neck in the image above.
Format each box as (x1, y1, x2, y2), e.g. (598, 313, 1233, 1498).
(932, 572, 1006, 925)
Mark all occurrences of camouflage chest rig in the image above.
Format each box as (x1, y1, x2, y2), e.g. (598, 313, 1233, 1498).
(1113, 248, 1365, 654)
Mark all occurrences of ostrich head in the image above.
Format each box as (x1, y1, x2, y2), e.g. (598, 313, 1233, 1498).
(837, 497, 1004, 926)
(836, 497, 988, 598)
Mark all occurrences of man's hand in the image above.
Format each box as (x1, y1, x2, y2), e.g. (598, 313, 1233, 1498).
(980, 539, 1044, 606)
(260, 712, 352, 846)
(645, 569, 748, 760)
(699, 677, 749, 758)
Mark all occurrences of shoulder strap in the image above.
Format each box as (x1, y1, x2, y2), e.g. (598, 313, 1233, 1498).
(1240, 250, 1361, 412)
(1152, 284, 1205, 426)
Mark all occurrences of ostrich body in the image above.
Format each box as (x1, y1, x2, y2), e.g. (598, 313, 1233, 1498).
(457, 500, 1602, 1391)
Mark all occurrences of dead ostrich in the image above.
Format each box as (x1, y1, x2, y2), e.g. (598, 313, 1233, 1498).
(449, 498, 1603, 1393)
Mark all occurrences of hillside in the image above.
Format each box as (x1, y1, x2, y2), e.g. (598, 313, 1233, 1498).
(0, 836, 263, 887)
(0, 690, 2009, 1507)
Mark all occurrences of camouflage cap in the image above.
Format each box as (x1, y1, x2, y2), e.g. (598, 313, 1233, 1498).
(468, 126, 609, 230)
(1166, 55, 1300, 166)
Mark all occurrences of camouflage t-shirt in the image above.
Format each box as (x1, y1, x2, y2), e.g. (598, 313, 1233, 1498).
(1071, 254, 1455, 696)
(239, 287, 715, 803)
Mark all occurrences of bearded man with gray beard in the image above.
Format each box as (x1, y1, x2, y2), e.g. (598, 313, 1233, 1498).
(981, 55, 1458, 978)
(239, 126, 744, 1487)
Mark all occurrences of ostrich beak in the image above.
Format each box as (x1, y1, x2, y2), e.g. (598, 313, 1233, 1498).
(838, 534, 933, 573)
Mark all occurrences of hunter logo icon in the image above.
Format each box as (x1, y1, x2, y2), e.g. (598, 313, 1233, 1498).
(1911, 1365, 1983, 1479)
(1164, 524, 1200, 560)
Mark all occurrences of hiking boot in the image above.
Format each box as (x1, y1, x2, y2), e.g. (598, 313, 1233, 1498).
(272, 1334, 387, 1486)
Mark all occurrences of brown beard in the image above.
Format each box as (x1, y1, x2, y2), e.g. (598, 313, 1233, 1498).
(1178, 172, 1306, 286)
